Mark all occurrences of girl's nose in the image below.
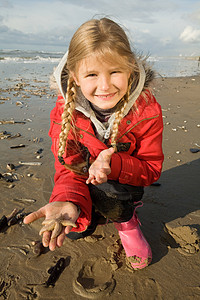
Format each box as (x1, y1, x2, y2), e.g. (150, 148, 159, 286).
(98, 75, 110, 91)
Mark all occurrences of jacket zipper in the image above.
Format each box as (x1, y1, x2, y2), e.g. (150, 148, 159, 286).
(54, 115, 159, 141)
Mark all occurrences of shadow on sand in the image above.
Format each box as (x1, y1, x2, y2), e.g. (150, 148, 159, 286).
(42, 157, 200, 264)
(142, 158, 200, 264)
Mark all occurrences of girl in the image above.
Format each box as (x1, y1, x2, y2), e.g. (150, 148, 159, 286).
(24, 18, 164, 270)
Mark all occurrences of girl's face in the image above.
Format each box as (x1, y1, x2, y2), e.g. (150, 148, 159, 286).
(72, 54, 131, 110)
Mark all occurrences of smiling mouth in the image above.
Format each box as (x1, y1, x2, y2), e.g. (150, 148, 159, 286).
(95, 92, 117, 99)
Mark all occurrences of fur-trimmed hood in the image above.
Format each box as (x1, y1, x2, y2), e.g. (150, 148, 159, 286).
(53, 51, 154, 140)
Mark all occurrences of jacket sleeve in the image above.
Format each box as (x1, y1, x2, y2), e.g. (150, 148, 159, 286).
(108, 103, 164, 186)
(48, 96, 92, 232)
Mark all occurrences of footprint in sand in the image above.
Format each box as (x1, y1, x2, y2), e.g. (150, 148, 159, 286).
(131, 277, 163, 300)
(107, 239, 125, 271)
(163, 224, 200, 255)
(0, 277, 11, 298)
(73, 257, 115, 299)
(83, 234, 104, 243)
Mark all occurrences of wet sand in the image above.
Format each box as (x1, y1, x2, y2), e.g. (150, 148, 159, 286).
(0, 75, 200, 299)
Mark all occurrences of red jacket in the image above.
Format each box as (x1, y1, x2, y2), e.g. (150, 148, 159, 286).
(48, 90, 164, 232)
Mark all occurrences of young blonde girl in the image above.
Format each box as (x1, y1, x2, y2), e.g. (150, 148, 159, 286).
(24, 18, 164, 270)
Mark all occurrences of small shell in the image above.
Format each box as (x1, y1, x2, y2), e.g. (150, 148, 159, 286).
(32, 241, 45, 256)
(6, 163, 15, 171)
(35, 148, 43, 154)
(176, 151, 181, 154)
(190, 148, 200, 153)
(27, 173, 33, 177)
(19, 161, 42, 166)
(12, 198, 36, 204)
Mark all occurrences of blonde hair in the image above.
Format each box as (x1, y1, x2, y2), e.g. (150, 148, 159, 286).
(58, 18, 142, 173)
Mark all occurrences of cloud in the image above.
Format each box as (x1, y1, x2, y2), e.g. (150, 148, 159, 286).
(0, 0, 13, 8)
(180, 25, 200, 43)
(160, 37, 172, 46)
(1, 0, 200, 55)
(0, 0, 177, 36)
(59, 0, 176, 23)
(0, 23, 70, 49)
(188, 8, 200, 24)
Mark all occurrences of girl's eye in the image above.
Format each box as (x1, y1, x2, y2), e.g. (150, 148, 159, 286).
(111, 70, 120, 74)
(86, 73, 96, 77)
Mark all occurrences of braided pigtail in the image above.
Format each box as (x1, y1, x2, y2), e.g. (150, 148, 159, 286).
(110, 78, 133, 152)
(57, 77, 89, 175)
(58, 76, 76, 164)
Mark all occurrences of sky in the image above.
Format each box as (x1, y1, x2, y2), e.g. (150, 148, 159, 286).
(0, 0, 200, 56)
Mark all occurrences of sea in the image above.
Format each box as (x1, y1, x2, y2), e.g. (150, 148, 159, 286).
(0, 49, 199, 174)
(0, 49, 200, 82)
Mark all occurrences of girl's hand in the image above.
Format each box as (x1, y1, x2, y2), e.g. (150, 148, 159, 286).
(23, 202, 80, 251)
(86, 147, 115, 185)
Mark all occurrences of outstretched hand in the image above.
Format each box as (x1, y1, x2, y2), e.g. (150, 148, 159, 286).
(23, 202, 80, 251)
(86, 147, 115, 185)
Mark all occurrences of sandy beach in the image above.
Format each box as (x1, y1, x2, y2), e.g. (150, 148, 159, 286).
(0, 73, 200, 299)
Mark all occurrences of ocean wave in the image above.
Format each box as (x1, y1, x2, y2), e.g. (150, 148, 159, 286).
(0, 49, 64, 55)
(0, 49, 199, 77)
(0, 49, 64, 63)
(0, 56, 61, 63)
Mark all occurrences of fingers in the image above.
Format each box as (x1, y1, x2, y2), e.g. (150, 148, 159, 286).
(49, 226, 72, 250)
(41, 225, 72, 251)
(86, 169, 108, 185)
(95, 172, 107, 183)
(86, 147, 114, 185)
(42, 230, 51, 248)
(49, 236, 57, 251)
(106, 146, 115, 157)
(57, 228, 67, 247)
(86, 174, 95, 185)
(100, 167, 111, 175)
(25, 202, 79, 251)
(42, 228, 65, 251)
(64, 225, 73, 235)
(88, 176, 107, 186)
(101, 147, 115, 160)
(23, 208, 45, 224)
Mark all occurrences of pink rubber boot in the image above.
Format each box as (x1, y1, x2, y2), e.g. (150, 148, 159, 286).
(114, 213, 152, 270)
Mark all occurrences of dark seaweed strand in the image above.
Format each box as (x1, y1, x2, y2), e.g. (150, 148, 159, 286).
(45, 258, 66, 287)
